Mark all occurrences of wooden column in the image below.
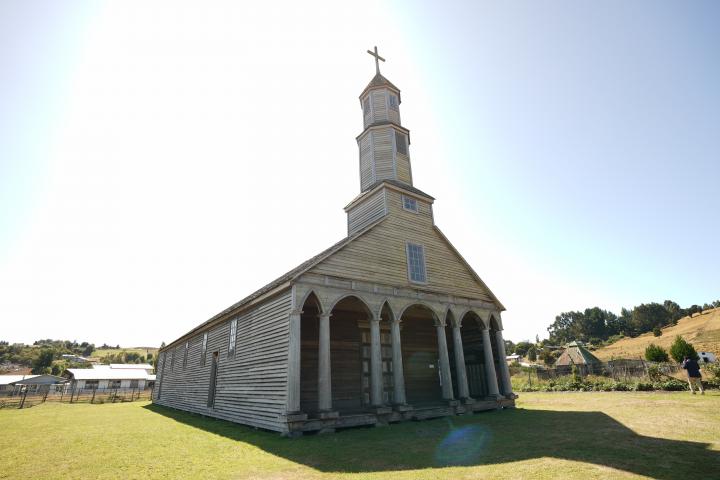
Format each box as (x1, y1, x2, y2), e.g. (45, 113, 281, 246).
(481, 328, 501, 398)
(495, 330, 513, 396)
(286, 310, 302, 413)
(451, 324, 470, 400)
(318, 313, 332, 412)
(370, 316, 384, 406)
(436, 324, 454, 400)
(390, 319, 406, 405)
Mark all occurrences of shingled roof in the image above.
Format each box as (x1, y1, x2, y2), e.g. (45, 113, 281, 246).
(360, 73, 401, 102)
(555, 341, 602, 366)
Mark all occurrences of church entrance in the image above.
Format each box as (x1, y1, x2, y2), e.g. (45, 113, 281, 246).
(400, 305, 443, 405)
(328, 296, 365, 414)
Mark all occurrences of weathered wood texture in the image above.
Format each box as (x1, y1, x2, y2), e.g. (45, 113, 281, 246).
(460, 317, 489, 398)
(396, 150, 412, 185)
(154, 291, 292, 432)
(401, 317, 443, 404)
(311, 188, 496, 301)
(347, 188, 386, 236)
(359, 133, 374, 190)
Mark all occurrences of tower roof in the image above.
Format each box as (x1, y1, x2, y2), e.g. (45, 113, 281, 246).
(360, 73, 401, 102)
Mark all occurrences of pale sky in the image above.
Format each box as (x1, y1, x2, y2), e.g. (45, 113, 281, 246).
(1, 1, 718, 346)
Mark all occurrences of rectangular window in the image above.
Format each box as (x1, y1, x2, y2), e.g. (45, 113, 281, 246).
(85, 380, 99, 390)
(389, 94, 399, 110)
(108, 380, 121, 389)
(395, 131, 407, 155)
(183, 341, 189, 369)
(207, 351, 219, 408)
(170, 349, 175, 372)
(201, 332, 208, 366)
(402, 195, 418, 213)
(406, 242, 427, 283)
(228, 318, 237, 358)
(130, 380, 139, 389)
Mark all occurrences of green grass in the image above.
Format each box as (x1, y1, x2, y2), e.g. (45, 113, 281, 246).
(1, 392, 718, 479)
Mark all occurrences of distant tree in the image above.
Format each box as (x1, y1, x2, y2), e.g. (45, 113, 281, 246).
(631, 303, 671, 334)
(504, 340, 516, 355)
(686, 305, 702, 317)
(645, 343, 669, 362)
(539, 348, 556, 365)
(31, 348, 54, 374)
(669, 336, 698, 363)
(653, 327, 662, 337)
(527, 346, 537, 362)
(513, 342, 533, 357)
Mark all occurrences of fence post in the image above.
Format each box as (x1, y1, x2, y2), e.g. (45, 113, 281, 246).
(19, 388, 28, 409)
(70, 385, 75, 404)
(42, 389, 49, 403)
(91, 386, 96, 404)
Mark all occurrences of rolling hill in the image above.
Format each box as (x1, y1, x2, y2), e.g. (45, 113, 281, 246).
(593, 308, 720, 361)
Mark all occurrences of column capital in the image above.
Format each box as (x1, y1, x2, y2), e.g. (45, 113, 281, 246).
(289, 308, 304, 316)
(319, 312, 332, 319)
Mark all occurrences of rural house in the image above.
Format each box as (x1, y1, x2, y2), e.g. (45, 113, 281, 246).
(154, 49, 515, 436)
(66, 364, 156, 390)
(555, 341, 603, 374)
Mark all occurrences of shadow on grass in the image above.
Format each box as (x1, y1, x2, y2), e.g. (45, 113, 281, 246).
(143, 404, 719, 479)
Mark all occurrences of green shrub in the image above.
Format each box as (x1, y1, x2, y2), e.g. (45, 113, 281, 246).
(645, 343, 669, 362)
(653, 327, 662, 337)
(702, 362, 720, 379)
(669, 336, 698, 363)
(635, 382, 654, 391)
(653, 379, 688, 391)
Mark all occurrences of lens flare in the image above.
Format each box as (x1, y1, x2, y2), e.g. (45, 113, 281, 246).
(434, 423, 492, 466)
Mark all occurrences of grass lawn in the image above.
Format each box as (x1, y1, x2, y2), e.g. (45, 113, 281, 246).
(1, 392, 718, 480)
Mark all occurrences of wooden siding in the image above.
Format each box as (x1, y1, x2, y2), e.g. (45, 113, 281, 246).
(396, 151, 412, 185)
(401, 318, 443, 403)
(347, 188, 387, 236)
(372, 128, 395, 183)
(370, 89, 388, 123)
(153, 291, 293, 432)
(359, 133, 374, 191)
(309, 188, 495, 301)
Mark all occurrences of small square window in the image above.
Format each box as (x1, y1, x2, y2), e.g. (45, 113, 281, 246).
(402, 195, 418, 213)
(183, 341, 189, 369)
(406, 242, 427, 283)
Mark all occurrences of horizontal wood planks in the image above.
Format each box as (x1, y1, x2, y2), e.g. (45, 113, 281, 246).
(310, 188, 495, 301)
(347, 188, 386, 235)
(154, 291, 292, 432)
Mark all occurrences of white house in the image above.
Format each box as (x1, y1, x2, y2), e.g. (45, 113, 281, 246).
(66, 364, 156, 390)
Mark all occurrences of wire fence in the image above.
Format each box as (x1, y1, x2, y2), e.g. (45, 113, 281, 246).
(0, 386, 154, 409)
(512, 360, 682, 384)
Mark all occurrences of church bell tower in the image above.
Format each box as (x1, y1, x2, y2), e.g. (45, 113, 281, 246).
(356, 46, 413, 191)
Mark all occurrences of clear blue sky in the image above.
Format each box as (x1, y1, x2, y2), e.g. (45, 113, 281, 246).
(1, 1, 718, 345)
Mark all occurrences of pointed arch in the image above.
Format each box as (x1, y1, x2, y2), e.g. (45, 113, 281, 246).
(299, 290, 325, 315)
(376, 299, 396, 323)
(327, 294, 374, 318)
(444, 308, 458, 328)
(397, 302, 441, 326)
(489, 312, 502, 331)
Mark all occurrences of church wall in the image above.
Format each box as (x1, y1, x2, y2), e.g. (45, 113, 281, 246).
(347, 188, 387, 236)
(359, 133, 374, 190)
(372, 128, 395, 182)
(153, 290, 293, 432)
(309, 188, 495, 301)
(370, 89, 388, 123)
(396, 151, 412, 185)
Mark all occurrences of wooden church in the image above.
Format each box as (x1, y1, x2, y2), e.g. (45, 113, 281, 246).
(153, 48, 515, 436)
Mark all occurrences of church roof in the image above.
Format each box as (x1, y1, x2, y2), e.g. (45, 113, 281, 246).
(360, 73, 401, 101)
(346, 180, 435, 210)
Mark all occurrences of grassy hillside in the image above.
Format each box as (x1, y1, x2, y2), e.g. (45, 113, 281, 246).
(90, 347, 158, 361)
(594, 308, 720, 361)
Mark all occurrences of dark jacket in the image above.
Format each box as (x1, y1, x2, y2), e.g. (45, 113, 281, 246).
(681, 358, 702, 378)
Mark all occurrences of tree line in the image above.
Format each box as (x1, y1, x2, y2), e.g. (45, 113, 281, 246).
(545, 300, 720, 346)
(0, 339, 154, 375)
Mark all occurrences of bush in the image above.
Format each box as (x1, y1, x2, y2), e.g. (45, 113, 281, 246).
(653, 327, 662, 337)
(653, 379, 688, 391)
(635, 382, 654, 391)
(645, 343, 669, 362)
(702, 362, 720, 379)
(669, 336, 698, 363)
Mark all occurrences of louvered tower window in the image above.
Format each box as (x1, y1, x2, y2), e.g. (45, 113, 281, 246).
(406, 242, 427, 283)
(395, 131, 407, 155)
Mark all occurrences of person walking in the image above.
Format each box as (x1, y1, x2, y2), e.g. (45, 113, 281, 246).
(681, 355, 704, 394)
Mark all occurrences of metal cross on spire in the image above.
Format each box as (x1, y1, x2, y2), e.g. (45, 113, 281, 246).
(367, 46, 385, 75)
